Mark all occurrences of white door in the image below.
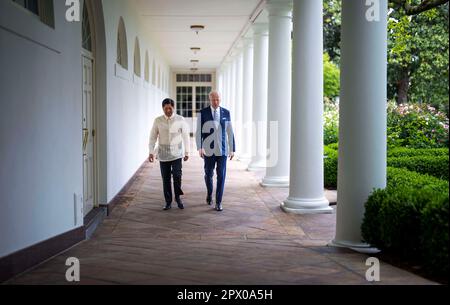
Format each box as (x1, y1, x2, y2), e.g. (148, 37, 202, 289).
(82, 55, 95, 216)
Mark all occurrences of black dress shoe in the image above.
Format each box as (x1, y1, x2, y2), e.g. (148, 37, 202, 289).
(215, 203, 223, 212)
(206, 196, 212, 206)
(163, 203, 172, 211)
(176, 198, 184, 209)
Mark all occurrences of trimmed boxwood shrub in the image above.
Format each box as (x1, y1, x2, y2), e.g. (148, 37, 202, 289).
(323, 146, 449, 189)
(387, 155, 449, 180)
(324, 146, 338, 189)
(362, 167, 449, 276)
(363, 168, 449, 252)
(361, 189, 389, 248)
(421, 196, 449, 275)
(388, 147, 448, 158)
(386, 167, 449, 193)
(378, 188, 438, 259)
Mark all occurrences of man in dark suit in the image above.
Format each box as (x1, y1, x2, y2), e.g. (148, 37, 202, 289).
(196, 91, 235, 212)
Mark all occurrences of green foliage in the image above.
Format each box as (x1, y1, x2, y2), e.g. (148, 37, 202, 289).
(387, 101, 449, 148)
(322, 148, 450, 189)
(327, 143, 339, 151)
(388, 4, 449, 113)
(362, 165, 449, 276)
(421, 196, 449, 275)
(388, 147, 449, 158)
(323, 0, 341, 63)
(323, 101, 449, 150)
(324, 146, 338, 189)
(324, 0, 449, 113)
(324, 53, 340, 99)
(324, 100, 339, 145)
(387, 155, 449, 180)
(378, 188, 436, 258)
(386, 167, 449, 193)
(361, 189, 389, 248)
(326, 145, 449, 157)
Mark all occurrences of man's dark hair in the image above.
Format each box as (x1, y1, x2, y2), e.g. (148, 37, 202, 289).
(162, 98, 175, 108)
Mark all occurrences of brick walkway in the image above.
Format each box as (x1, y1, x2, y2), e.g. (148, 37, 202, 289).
(7, 155, 435, 285)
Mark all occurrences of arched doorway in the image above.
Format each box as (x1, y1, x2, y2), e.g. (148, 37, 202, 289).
(81, 0, 107, 217)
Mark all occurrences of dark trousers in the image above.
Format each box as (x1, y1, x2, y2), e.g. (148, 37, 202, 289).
(159, 158, 183, 204)
(204, 156, 227, 204)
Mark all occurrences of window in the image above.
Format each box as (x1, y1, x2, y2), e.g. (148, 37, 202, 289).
(144, 51, 150, 82)
(134, 38, 141, 77)
(176, 87, 193, 118)
(176, 74, 212, 83)
(195, 86, 212, 114)
(12, 0, 55, 28)
(175, 73, 212, 118)
(82, 2, 92, 52)
(117, 17, 128, 69)
(176, 86, 211, 118)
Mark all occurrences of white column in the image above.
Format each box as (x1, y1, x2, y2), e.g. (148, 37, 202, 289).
(230, 57, 237, 117)
(222, 63, 229, 109)
(261, 0, 292, 187)
(331, 0, 388, 249)
(225, 62, 232, 109)
(282, 0, 332, 214)
(248, 24, 269, 171)
(235, 50, 244, 158)
(217, 69, 223, 98)
(241, 39, 254, 163)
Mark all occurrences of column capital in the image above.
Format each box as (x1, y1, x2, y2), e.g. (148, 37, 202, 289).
(231, 48, 244, 60)
(266, 0, 293, 18)
(252, 23, 269, 36)
(241, 37, 253, 48)
(223, 58, 232, 66)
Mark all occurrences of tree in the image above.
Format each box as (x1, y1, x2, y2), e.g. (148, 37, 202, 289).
(322, 0, 449, 112)
(390, 0, 449, 15)
(388, 2, 449, 112)
(324, 0, 342, 64)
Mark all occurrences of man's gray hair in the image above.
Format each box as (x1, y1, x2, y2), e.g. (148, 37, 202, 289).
(208, 90, 221, 99)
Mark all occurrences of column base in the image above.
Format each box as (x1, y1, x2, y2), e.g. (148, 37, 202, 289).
(247, 161, 266, 172)
(260, 176, 289, 188)
(281, 197, 333, 214)
(328, 239, 381, 254)
(238, 155, 252, 164)
(247, 161, 266, 171)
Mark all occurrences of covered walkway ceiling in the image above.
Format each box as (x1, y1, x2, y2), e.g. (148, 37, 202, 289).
(133, 0, 266, 69)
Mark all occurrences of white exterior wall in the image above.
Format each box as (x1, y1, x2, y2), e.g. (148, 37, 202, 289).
(0, 0, 170, 258)
(102, 0, 170, 202)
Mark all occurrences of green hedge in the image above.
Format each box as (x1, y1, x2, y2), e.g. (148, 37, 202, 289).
(388, 147, 448, 158)
(362, 168, 449, 276)
(421, 196, 449, 275)
(386, 167, 449, 193)
(324, 147, 338, 189)
(323, 146, 449, 189)
(325, 144, 448, 158)
(387, 155, 449, 180)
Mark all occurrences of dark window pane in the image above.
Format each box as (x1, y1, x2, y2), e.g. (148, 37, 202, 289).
(14, 0, 39, 15)
(82, 3, 92, 51)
